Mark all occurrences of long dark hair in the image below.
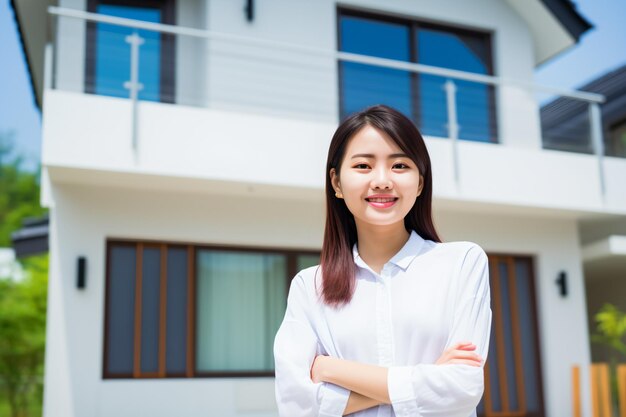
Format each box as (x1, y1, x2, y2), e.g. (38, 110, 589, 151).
(319, 105, 442, 308)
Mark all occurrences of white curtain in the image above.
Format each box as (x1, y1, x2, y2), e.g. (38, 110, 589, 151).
(195, 250, 286, 371)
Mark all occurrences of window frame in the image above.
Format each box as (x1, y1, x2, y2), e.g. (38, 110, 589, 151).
(102, 237, 320, 379)
(85, 0, 177, 103)
(336, 6, 498, 143)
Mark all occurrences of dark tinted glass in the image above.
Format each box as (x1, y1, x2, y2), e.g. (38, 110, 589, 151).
(107, 245, 136, 374)
(339, 15, 412, 119)
(515, 259, 541, 411)
(166, 247, 188, 374)
(140, 247, 161, 373)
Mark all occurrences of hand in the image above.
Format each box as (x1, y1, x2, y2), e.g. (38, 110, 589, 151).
(435, 341, 484, 367)
(310, 354, 328, 383)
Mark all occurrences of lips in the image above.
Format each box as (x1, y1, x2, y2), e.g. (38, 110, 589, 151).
(365, 195, 398, 208)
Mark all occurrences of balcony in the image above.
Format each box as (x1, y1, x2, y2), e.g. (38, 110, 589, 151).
(42, 7, 626, 217)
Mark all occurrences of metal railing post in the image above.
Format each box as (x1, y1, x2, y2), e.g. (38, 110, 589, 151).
(44, 43, 53, 92)
(444, 79, 460, 187)
(124, 31, 144, 158)
(589, 102, 606, 204)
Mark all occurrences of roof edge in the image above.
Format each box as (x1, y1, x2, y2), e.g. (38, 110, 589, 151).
(9, 0, 41, 110)
(540, 0, 593, 42)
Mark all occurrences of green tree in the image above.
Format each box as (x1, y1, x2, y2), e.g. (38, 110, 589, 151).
(591, 302, 626, 413)
(0, 131, 47, 247)
(0, 131, 48, 416)
(0, 254, 48, 417)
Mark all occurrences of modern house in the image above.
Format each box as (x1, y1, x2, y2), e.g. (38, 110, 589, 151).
(9, 0, 626, 416)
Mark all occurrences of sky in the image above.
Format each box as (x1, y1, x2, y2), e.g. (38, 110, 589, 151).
(534, 0, 626, 90)
(0, 0, 41, 172)
(0, 0, 625, 173)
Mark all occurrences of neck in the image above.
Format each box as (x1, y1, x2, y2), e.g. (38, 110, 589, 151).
(354, 220, 410, 274)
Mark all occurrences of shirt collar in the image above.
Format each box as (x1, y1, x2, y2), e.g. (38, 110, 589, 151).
(352, 230, 426, 272)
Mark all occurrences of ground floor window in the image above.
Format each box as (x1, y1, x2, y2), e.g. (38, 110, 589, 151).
(103, 239, 319, 378)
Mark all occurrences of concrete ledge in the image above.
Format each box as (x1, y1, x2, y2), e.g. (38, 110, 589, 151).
(582, 235, 626, 262)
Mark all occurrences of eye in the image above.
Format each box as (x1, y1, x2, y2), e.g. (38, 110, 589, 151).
(393, 162, 410, 169)
(353, 163, 370, 169)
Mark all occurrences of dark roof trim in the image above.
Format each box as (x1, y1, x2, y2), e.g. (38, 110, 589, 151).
(540, 0, 593, 42)
(541, 63, 626, 129)
(11, 214, 49, 258)
(9, 0, 41, 110)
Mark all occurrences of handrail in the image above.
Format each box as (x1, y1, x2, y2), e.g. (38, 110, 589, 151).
(48, 6, 605, 104)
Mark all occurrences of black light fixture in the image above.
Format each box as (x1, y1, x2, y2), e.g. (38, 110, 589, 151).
(244, 0, 254, 22)
(556, 270, 567, 297)
(77, 256, 87, 289)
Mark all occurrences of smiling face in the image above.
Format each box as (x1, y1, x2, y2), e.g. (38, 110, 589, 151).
(330, 124, 424, 230)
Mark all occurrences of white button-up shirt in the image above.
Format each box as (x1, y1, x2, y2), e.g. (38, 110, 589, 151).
(274, 230, 492, 417)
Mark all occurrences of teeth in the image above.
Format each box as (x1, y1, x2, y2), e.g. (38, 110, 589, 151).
(368, 198, 395, 203)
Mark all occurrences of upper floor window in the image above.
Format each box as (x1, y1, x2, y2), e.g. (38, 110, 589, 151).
(85, 0, 176, 102)
(338, 9, 497, 143)
(104, 239, 319, 378)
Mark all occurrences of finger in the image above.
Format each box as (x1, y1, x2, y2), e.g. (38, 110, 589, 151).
(448, 342, 472, 352)
(456, 344, 477, 352)
(453, 342, 476, 349)
(450, 350, 483, 361)
(448, 359, 482, 367)
(445, 345, 475, 357)
(438, 352, 482, 366)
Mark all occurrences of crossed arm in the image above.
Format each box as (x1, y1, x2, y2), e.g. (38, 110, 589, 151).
(275, 247, 491, 417)
(311, 342, 484, 415)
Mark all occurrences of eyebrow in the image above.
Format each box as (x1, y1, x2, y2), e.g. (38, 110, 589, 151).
(350, 153, 409, 159)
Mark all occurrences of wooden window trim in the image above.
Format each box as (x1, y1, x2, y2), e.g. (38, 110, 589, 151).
(103, 237, 320, 379)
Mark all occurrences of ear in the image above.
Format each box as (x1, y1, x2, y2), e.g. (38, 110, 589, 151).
(417, 174, 424, 196)
(330, 168, 341, 192)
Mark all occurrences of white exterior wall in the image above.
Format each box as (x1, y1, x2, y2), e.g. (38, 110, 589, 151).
(42, 182, 592, 417)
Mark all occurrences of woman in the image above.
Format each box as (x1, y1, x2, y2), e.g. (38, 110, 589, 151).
(273, 105, 492, 417)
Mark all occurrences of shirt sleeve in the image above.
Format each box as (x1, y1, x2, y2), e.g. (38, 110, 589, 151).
(273, 273, 351, 417)
(387, 244, 493, 417)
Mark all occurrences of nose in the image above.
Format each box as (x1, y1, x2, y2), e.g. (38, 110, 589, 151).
(370, 167, 393, 190)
